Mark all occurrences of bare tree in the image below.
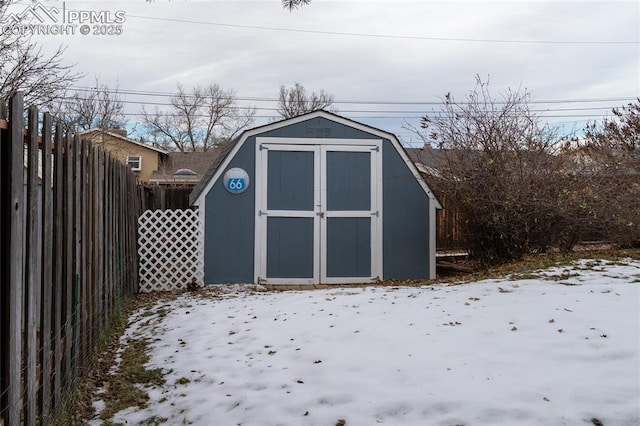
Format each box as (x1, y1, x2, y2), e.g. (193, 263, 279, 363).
(0, 2, 82, 108)
(413, 76, 601, 265)
(141, 83, 255, 152)
(276, 82, 335, 119)
(60, 77, 126, 130)
(282, 0, 312, 11)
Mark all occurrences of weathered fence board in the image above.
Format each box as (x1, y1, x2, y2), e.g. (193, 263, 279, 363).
(39, 112, 53, 423)
(7, 94, 25, 426)
(25, 106, 40, 425)
(0, 93, 142, 425)
(52, 121, 64, 410)
(63, 131, 73, 393)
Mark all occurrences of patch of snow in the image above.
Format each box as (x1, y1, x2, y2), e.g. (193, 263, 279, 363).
(86, 400, 106, 426)
(111, 259, 640, 425)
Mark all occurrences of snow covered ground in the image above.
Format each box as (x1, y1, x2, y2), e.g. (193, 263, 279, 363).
(101, 259, 640, 426)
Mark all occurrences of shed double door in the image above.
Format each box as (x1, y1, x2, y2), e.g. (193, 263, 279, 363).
(255, 139, 382, 285)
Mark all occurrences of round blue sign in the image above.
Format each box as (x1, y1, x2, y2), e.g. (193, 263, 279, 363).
(223, 168, 250, 194)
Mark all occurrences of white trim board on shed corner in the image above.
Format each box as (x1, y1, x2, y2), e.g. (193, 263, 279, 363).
(191, 110, 441, 210)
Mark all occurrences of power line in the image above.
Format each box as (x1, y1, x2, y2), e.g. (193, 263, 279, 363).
(114, 111, 610, 120)
(62, 97, 620, 117)
(126, 14, 638, 45)
(66, 86, 638, 107)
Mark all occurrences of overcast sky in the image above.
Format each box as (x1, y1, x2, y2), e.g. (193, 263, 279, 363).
(13, 0, 640, 145)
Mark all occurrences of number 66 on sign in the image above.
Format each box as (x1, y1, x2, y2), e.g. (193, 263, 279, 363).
(223, 168, 250, 194)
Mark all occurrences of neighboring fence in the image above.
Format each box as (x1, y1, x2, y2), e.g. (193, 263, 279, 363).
(0, 94, 141, 425)
(138, 209, 204, 292)
(140, 184, 193, 211)
(436, 200, 467, 251)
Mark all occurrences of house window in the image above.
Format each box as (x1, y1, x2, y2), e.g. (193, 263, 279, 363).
(127, 155, 142, 171)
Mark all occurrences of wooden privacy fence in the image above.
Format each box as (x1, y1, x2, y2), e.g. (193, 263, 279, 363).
(436, 199, 467, 251)
(0, 94, 141, 425)
(140, 185, 194, 211)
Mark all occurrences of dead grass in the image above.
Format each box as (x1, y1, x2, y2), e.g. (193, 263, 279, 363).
(98, 337, 166, 422)
(441, 248, 640, 285)
(61, 292, 180, 425)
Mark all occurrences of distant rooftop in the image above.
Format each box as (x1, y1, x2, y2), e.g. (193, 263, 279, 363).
(149, 148, 223, 185)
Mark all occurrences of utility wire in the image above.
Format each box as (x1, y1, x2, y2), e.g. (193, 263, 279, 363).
(66, 87, 638, 107)
(126, 14, 638, 45)
(61, 95, 627, 113)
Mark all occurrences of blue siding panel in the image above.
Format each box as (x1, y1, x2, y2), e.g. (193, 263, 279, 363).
(382, 143, 430, 279)
(259, 117, 377, 140)
(267, 150, 314, 211)
(267, 217, 315, 278)
(326, 217, 371, 277)
(326, 151, 371, 211)
(203, 137, 256, 284)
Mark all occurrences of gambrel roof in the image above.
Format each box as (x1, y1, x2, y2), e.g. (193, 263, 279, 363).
(190, 110, 441, 209)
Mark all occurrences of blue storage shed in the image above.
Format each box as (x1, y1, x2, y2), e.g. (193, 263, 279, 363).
(190, 111, 442, 285)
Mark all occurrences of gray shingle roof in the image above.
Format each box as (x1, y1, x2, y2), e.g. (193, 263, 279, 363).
(149, 149, 223, 184)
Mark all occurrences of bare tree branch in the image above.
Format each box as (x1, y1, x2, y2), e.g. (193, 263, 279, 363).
(58, 76, 126, 130)
(0, 2, 82, 108)
(277, 82, 335, 119)
(140, 83, 255, 152)
(282, 0, 312, 11)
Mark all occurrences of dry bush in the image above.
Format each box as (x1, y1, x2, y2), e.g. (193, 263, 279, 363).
(582, 99, 640, 247)
(414, 76, 606, 265)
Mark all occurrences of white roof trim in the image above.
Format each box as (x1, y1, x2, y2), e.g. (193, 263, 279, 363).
(193, 111, 442, 209)
(79, 128, 170, 154)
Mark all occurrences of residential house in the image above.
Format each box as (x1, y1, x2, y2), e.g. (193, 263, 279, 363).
(79, 128, 169, 182)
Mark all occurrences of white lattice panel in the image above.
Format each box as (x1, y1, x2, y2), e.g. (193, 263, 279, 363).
(138, 209, 204, 293)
